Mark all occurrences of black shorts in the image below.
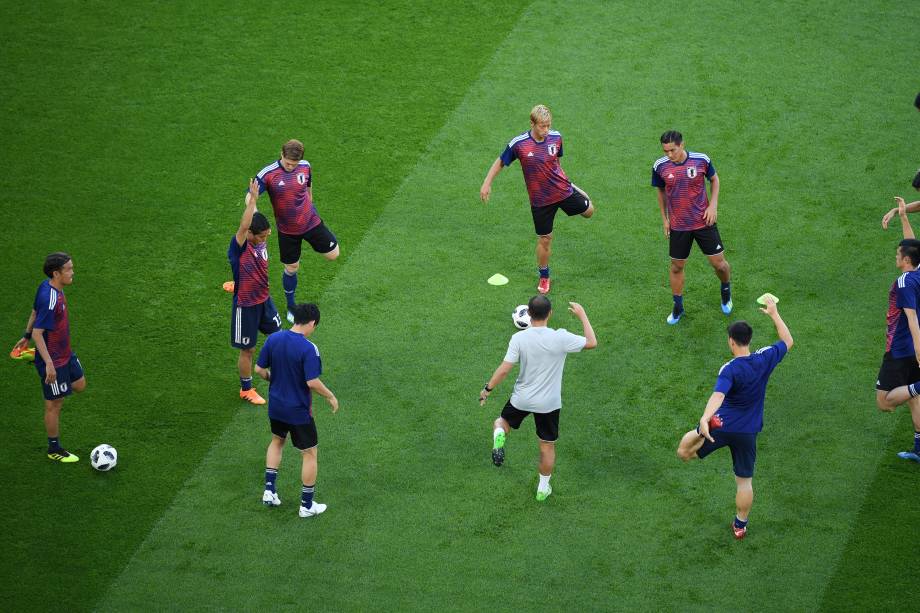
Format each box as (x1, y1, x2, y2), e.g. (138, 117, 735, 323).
(500, 400, 560, 442)
(278, 222, 338, 264)
(230, 296, 281, 349)
(696, 430, 757, 478)
(669, 224, 725, 260)
(34, 354, 84, 401)
(270, 418, 318, 450)
(876, 351, 920, 391)
(531, 185, 591, 236)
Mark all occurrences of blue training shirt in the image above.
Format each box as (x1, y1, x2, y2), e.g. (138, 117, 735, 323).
(256, 330, 322, 425)
(712, 341, 788, 434)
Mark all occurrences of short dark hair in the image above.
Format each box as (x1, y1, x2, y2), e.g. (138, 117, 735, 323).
(290, 302, 320, 326)
(43, 252, 71, 278)
(660, 130, 683, 145)
(899, 239, 920, 266)
(912, 169, 920, 191)
(281, 139, 304, 160)
(914, 91, 920, 111)
(727, 321, 753, 346)
(527, 295, 551, 321)
(250, 211, 270, 234)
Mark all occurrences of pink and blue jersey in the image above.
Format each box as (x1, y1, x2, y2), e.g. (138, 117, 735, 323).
(254, 160, 319, 235)
(712, 341, 788, 434)
(32, 280, 72, 368)
(228, 237, 270, 307)
(500, 130, 573, 207)
(651, 152, 716, 231)
(885, 270, 920, 358)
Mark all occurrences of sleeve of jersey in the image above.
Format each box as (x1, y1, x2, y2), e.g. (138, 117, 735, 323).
(500, 143, 517, 167)
(256, 339, 271, 369)
(306, 167, 312, 187)
(558, 329, 587, 353)
(898, 281, 919, 310)
(503, 336, 520, 363)
(706, 161, 716, 179)
(651, 168, 665, 188)
(303, 346, 322, 381)
(769, 340, 789, 367)
(558, 137, 564, 158)
(255, 175, 267, 195)
(33, 289, 55, 330)
(713, 369, 733, 394)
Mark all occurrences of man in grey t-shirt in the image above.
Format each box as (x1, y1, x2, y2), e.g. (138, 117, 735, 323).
(479, 295, 597, 501)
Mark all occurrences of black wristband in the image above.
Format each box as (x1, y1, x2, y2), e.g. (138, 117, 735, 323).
(483, 384, 493, 392)
(23, 331, 31, 339)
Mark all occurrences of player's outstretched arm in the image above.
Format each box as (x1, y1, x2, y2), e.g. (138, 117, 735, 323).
(308, 378, 339, 413)
(760, 298, 793, 350)
(480, 158, 504, 203)
(479, 361, 514, 405)
(882, 198, 920, 229)
(704, 174, 720, 226)
(236, 179, 260, 246)
(568, 302, 597, 349)
(897, 197, 915, 239)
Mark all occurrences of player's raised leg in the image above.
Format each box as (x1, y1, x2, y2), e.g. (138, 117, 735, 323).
(262, 434, 283, 506)
(676, 428, 706, 461)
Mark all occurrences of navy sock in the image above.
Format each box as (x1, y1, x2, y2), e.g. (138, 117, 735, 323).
(539, 266, 550, 279)
(47, 437, 61, 451)
(914, 431, 920, 453)
(720, 282, 731, 304)
(240, 377, 253, 391)
(734, 516, 748, 529)
(265, 468, 278, 493)
(908, 382, 920, 398)
(301, 484, 315, 508)
(282, 270, 297, 309)
(673, 295, 684, 313)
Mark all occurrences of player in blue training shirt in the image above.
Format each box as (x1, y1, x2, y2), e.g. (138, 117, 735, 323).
(676, 297, 793, 540)
(480, 104, 595, 295)
(11, 253, 87, 462)
(254, 303, 339, 518)
(229, 179, 282, 405)
(873, 196, 920, 463)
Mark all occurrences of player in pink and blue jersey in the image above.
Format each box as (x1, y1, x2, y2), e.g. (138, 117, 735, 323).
(480, 105, 595, 295)
(229, 179, 282, 405)
(873, 196, 920, 464)
(652, 130, 732, 324)
(250, 139, 339, 322)
(11, 253, 86, 462)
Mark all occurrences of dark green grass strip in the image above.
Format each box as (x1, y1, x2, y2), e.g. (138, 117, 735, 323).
(0, 2, 529, 610)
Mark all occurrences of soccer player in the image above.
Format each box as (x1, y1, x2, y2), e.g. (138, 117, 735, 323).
(874, 196, 920, 463)
(11, 253, 86, 462)
(254, 303, 339, 518)
(249, 139, 340, 322)
(479, 296, 597, 501)
(479, 105, 595, 295)
(676, 297, 793, 539)
(880, 171, 920, 228)
(229, 179, 282, 405)
(652, 130, 732, 324)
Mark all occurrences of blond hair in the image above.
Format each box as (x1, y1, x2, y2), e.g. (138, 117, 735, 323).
(529, 104, 552, 124)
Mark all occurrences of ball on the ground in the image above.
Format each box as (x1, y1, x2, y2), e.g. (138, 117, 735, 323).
(91, 444, 117, 471)
(512, 304, 531, 330)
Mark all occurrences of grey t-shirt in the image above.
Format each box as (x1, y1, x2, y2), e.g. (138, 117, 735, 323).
(503, 326, 587, 413)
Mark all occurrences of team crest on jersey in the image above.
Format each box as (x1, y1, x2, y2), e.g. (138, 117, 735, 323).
(297, 173, 306, 185)
(548, 144, 558, 156)
(686, 167, 697, 179)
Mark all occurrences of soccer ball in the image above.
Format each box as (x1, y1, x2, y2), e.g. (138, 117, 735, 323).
(512, 304, 531, 329)
(91, 444, 118, 471)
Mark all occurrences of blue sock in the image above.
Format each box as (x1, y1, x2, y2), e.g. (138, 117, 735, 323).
(47, 437, 61, 451)
(734, 516, 748, 529)
(673, 295, 683, 313)
(914, 431, 920, 454)
(265, 468, 278, 493)
(539, 266, 550, 279)
(240, 377, 252, 391)
(282, 270, 297, 309)
(720, 282, 731, 304)
(301, 484, 315, 508)
(908, 382, 920, 398)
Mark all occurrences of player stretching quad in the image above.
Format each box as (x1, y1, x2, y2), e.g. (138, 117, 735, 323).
(480, 105, 595, 294)
(229, 179, 282, 405)
(479, 296, 597, 501)
(652, 130, 732, 324)
(11, 253, 86, 462)
(255, 303, 339, 518)
(231, 139, 340, 322)
(874, 196, 920, 463)
(676, 297, 793, 539)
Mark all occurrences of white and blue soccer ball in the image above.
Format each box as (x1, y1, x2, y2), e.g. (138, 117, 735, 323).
(91, 444, 118, 471)
(512, 304, 531, 330)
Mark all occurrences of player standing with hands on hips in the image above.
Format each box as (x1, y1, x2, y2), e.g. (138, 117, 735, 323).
(676, 296, 793, 539)
(480, 105, 595, 295)
(479, 296, 597, 501)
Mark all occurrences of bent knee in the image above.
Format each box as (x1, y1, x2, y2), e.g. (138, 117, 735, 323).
(284, 262, 300, 273)
(72, 378, 87, 393)
(581, 204, 595, 218)
(324, 246, 340, 261)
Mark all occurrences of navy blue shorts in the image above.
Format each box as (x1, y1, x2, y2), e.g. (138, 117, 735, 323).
(278, 222, 338, 264)
(531, 185, 591, 236)
(270, 418, 318, 450)
(231, 296, 282, 349)
(34, 353, 84, 401)
(669, 224, 725, 260)
(696, 430, 757, 478)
